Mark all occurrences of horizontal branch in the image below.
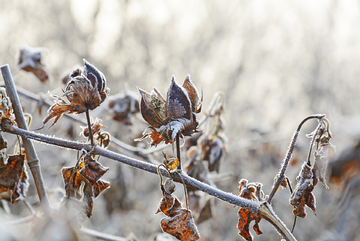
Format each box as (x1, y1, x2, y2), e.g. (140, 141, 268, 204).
(0, 120, 260, 213)
(4, 85, 159, 161)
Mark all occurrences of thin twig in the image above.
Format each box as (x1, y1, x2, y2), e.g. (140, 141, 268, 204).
(79, 227, 129, 241)
(1, 84, 156, 162)
(1, 64, 50, 211)
(267, 114, 325, 203)
(306, 118, 324, 166)
(176, 133, 181, 171)
(85, 109, 94, 145)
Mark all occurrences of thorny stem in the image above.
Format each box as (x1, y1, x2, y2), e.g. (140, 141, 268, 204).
(1, 64, 50, 211)
(267, 114, 325, 203)
(85, 109, 95, 146)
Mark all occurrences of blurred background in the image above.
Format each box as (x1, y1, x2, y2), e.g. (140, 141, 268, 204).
(1, 0, 360, 240)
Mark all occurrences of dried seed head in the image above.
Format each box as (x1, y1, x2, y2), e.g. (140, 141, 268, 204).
(137, 75, 202, 146)
(42, 60, 109, 127)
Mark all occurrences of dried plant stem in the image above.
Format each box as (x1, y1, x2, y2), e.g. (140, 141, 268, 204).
(79, 227, 129, 241)
(267, 114, 325, 203)
(1, 122, 259, 210)
(306, 118, 324, 165)
(176, 133, 181, 171)
(1, 123, 297, 240)
(1, 64, 50, 211)
(85, 109, 95, 145)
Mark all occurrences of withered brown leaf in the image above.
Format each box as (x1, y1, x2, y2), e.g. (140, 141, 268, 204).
(237, 179, 264, 241)
(0, 155, 25, 188)
(61, 155, 110, 218)
(79, 155, 109, 184)
(108, 92, 140, 125)
(0, 88, 16, 125)
(17, 46, 49, 83)
(0, 155, 28, 203)
(289, 163, 317, 218)
(156, 185, 200, 241)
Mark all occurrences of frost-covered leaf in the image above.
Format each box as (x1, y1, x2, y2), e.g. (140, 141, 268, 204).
(289, 163, 317, 218)
(237, 179, 264, 241)
(156, 185, 200, 241)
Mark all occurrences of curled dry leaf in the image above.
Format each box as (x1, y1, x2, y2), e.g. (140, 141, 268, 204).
(156, 182, 200, 241)
(237, 179, 264, 241)
(61, 154, 110, 218)
(17, 46, 49, 83)
(314, 137, 336, 189)
(0, 88, 16, 125)
(81, 117, 105, 138)
(108, 91, 139, 125)
(43, 59, 109, 127)
(137, 75, 201, 146)
(289, 163, 317, 218)
(0, 154, 29, 203)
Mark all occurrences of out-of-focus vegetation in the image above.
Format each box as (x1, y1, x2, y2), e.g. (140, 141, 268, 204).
(1, 0, 360, 240)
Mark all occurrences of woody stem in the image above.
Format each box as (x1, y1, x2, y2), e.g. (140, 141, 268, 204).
(176, 133, 181, 171)
(85, 109, 94, 146)
(267, 114, 325, 203)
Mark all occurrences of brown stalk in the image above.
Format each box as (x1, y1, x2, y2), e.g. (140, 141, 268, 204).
(267, 114, 325, 203)
(1, 64, 50, 211)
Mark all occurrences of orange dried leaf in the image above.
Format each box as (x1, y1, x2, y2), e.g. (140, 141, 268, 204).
(0, 88, 16, 125)
(62, 166, 84, 199)
(10, 168, 29, 203)
(237, 179, 264, 241)
(80, 155, 109, 184)
(160, 210, 200, 241)
(156, 186, 200, 241)
(93, 179, 110, 198)
(0, 155, 25, 188)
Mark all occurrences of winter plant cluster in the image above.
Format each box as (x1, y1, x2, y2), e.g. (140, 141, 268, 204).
(0, 46, 336, 241)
